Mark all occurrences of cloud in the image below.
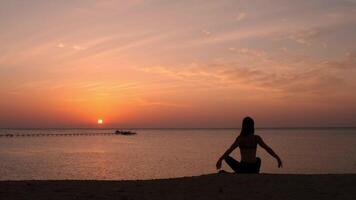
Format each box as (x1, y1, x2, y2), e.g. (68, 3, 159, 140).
(135, 98, 188, 108)
(236, 12, 247, 21)
(324, 51, 356, 69)
(287, 29, 320, 45)
(56, 43, 86, 50)
(57, 43, 65, 48)
(62, 31, 169, 62)
(235, 48, 267, 58)
(72, 45, 86, 50)
(140, 48, 356, 96)
(201, 30, 212, 36)
(280, 47, 288, 52)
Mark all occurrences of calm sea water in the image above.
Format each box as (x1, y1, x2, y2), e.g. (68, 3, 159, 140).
(0, 128, 356, 180)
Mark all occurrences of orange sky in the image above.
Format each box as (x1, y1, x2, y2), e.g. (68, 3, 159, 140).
(1, 0, 356, 128)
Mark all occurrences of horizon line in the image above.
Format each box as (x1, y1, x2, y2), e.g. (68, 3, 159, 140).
(1, 126, 356, 130)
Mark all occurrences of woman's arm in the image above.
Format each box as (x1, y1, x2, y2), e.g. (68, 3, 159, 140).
(216, 137, 240, 169)
(256, 135, 283, 168)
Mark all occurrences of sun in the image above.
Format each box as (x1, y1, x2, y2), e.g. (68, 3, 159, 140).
(97, 119, 103, 124)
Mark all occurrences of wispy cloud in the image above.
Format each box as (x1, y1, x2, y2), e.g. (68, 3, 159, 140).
(236, 12, 247, 21)
(287, 29, 320, 45)
(324, 51, 356, 69)
(140, 48, 356, 96)
(57, 43, 65, 48)
(135, 98, 188, 108)
(56, 42, 86, 50)
(201, 30, 212, 36)
(230, 48, 267, 58)
(72, 45, 86, 50)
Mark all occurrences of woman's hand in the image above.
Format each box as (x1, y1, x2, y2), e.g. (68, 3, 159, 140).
(216, 158, 222, 170)
(277, 158, 283, 168)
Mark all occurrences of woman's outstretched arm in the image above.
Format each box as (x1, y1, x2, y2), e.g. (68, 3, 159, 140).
(216, 137, 240, 169)
(256, 135, 283, 168)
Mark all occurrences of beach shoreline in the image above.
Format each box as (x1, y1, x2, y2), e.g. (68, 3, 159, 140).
(1, 173, 355, 200)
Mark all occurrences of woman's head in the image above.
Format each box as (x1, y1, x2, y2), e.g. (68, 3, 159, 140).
(240, 117, 254, 136)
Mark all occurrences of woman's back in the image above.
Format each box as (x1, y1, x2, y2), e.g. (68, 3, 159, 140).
(238, 135, 258, 163)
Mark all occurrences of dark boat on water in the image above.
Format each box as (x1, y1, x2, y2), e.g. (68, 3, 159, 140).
(115, 130, 137, 135)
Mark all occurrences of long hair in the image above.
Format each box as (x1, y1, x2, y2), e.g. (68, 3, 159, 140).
(240, 117, 255, 136)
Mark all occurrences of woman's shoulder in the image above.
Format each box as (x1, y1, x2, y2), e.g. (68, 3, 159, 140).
(254, 134, 260, 137)
(254, 134, 264, 142)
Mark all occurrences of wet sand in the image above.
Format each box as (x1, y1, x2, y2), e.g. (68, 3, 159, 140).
(1, 174, 355, 200)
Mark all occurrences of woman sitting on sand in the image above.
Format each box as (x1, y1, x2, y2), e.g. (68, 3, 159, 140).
(216, 117, 282, 173)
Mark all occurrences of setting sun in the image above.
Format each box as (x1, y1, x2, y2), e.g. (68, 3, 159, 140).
(97, 119, 103, 124)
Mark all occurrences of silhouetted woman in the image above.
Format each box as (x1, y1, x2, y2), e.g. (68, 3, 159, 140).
(216, 117, 282, 173)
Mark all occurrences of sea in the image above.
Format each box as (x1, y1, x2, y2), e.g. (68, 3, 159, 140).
(1, 128, 356, 180)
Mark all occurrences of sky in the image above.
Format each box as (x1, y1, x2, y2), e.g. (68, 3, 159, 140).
(0, 0, 356, 128)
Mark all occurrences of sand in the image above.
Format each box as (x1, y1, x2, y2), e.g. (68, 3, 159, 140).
(1, 174, 355, 200)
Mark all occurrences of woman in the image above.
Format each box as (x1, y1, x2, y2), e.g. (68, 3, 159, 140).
(216, 117, 282, 173)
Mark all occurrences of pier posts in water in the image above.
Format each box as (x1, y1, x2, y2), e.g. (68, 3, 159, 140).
(0, 133, 117, 137)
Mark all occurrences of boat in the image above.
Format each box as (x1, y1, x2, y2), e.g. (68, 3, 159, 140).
(115, 130, 137, 135)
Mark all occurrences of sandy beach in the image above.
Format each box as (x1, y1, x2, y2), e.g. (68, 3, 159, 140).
(1, 173, 355, 200)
